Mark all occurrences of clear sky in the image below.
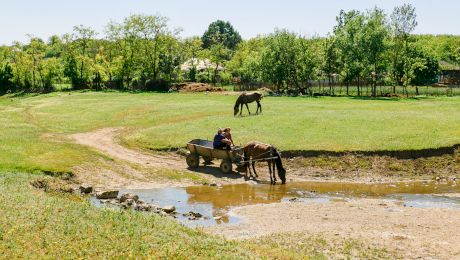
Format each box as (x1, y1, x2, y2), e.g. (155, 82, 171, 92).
(1, 0, 459, 45)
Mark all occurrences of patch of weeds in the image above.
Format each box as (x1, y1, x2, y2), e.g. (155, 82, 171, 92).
(30, 177, 73, 193)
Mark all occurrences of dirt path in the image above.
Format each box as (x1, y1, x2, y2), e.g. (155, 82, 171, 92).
(209, 199, 460, 259)
(71, 128, 185, 169)
(69, 128, 254, 189)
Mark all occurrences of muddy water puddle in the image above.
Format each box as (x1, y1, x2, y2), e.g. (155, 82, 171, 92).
(93, 181, 460, 227)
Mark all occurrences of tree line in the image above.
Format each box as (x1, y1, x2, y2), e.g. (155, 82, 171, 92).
(0, 4, 459, 96)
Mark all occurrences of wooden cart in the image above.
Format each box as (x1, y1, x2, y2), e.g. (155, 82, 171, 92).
(185, 139, 244, 173)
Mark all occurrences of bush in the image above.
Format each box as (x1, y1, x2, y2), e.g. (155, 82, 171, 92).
(144, 78, 170, 92)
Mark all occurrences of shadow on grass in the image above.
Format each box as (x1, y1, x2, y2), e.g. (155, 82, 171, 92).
(349, 96, 432, 101)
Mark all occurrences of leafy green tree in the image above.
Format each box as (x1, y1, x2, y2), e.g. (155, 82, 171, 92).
(202, 20, 242, 50)
(159, 35, 181, 82)
(227, 38, 265, 86)
(295, 37, 318, 95)
(209, 43, 230, 84)
(410, 46, 439, 88)
(259, 30, 317, 94)
(390, 3, 417, 95)
(334, 10, 366, 95)
(63, 25, 97, 89)
(322, 35, 340, 95)
(362, 7, 388, 97)
(260, 30, 297, 92)
(0, 47, 13, 93)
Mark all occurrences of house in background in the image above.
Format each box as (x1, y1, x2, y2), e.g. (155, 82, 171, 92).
(180, 58, 224, 72)
(438, 60, 460, 85)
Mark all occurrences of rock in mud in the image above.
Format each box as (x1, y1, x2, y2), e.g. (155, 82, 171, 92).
(119, 193, 139, 203)
(161, 205, 176, 214)
(79, 184, 93, 194)
(184, 211, 203, 219)
(96, 190, 119, 199)
(125, 199, 135, 206)
(134, 203, 157, 212)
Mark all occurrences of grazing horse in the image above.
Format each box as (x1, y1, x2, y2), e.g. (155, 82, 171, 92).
(234, 92, 263, 116)
(243, 141, 286, 185)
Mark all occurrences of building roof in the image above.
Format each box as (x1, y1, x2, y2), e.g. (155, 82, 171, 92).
(439, 60, 460, 71)
(180, 58, 224, 71)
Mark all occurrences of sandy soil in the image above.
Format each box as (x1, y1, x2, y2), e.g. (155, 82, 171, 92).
(209, 199, 460, 260)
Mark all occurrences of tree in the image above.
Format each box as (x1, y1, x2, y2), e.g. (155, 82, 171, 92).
(334, 10, 366, 96)
(322, 35, 340, 95)
(259, 30, 317, 94)
(202, 20, 242, 50)
(63, 25, 97, 89)
(410, 46, 439, 89)
(362, 7, 388, 97)
(0, 46, 13, 93)
(159, 35, 181, 82)
(227, 37, 265, 86)
(105, 14, 175, 89)
(390, 3, 417, 95)
(209, 43, 230, 84)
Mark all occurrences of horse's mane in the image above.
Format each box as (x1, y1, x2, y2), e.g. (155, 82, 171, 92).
(273, 148, 284, 172)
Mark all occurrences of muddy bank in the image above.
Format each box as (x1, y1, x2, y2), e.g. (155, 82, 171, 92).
(285, 151, 459, 182)
(209, 198, 460, 259)
(282, 143, 460, 159)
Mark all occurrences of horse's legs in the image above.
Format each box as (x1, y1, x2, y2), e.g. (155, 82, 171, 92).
(256, 101, 261, 114)
(245, 158, 252, 178)
(239, 103, 243, 116)
(245, 161, 249, 178)
(245, 103, 251, 115)
(272, 159, 277, 184)
(268, 161, 273, 184)
(251, 161, 258, 178)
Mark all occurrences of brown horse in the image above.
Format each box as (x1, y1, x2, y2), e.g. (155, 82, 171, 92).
(242, 141, 286, 185)
(234, 92, 263, 116)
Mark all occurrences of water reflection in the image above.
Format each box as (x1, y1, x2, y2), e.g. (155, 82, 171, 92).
(94, 181, 460, 227)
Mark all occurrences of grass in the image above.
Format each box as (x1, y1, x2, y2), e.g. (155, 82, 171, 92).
(0, 91, 459, 174)
(0, 171, 397, 259)
(0, 172, 265, 258)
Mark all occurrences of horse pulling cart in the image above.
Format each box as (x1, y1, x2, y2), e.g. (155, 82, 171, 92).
(185, 139, 245, 174)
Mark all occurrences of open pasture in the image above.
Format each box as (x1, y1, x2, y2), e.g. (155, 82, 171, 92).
(1, 92, 459, 173)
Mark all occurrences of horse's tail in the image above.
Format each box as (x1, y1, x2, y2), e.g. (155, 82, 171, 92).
(273, 148, 286, 184)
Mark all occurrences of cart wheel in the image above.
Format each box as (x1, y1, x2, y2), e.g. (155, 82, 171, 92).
(220, 160, 232, 174)
(186, 154, 200, 168)
(203, 156, 213, 164)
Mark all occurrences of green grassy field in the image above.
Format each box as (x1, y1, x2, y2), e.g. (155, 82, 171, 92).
(1, 91, 459, 174)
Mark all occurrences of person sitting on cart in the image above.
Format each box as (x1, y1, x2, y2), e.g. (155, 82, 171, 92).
(223, 127, 235, 147)
(213, 128, 231, 150)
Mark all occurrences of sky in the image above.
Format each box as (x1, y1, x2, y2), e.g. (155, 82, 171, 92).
(1, 0, 459, 45)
